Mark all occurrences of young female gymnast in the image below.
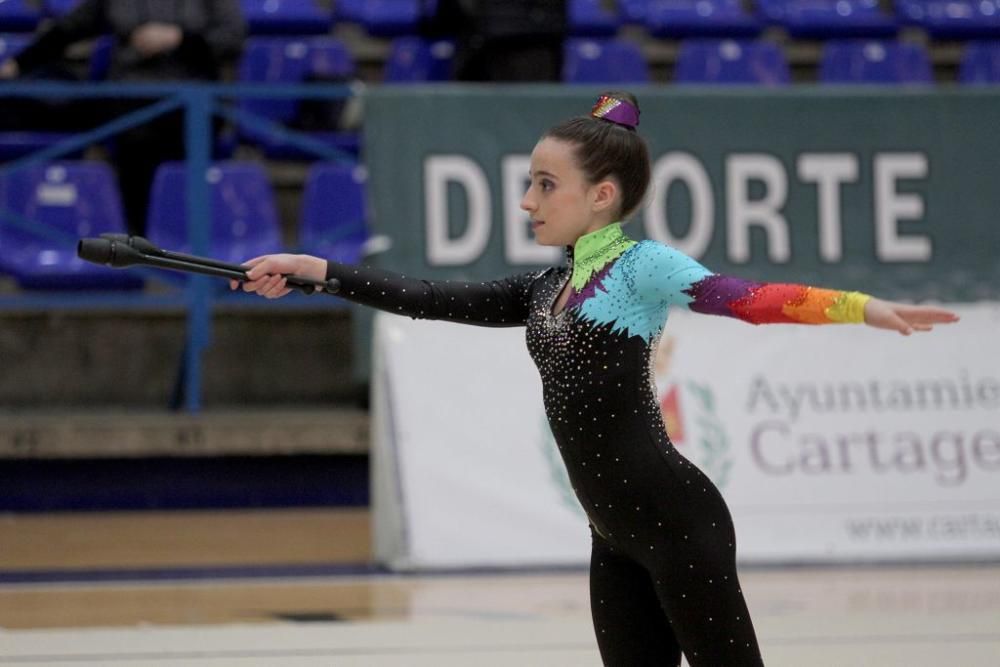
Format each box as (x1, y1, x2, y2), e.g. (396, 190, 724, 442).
(234, 92, 959, 665)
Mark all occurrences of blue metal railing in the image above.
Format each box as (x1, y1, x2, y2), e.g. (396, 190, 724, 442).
(0, 81, 359, 412)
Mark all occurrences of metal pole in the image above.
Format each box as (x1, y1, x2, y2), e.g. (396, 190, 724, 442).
(183, 86, 213, 413)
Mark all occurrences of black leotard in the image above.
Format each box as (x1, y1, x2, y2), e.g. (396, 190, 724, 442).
(326, 223, 869, 666)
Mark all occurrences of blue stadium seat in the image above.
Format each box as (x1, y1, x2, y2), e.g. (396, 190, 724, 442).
(564, 38, 651, 83)
(959, 40, 1000, 82)
(896, 1, 1000, 39)
(236, 37, 359, 158)
(819, 39, 933, 83)
(299, 161, 369, 265)
(239, 36, 355, 110)
(674, 39, 790, 84)
(0, 31, 28, 60)
(384, 37, 454, 82)
(0, 33, 100, 160)
(569, 0, 623, 36)
(345, 0, 422, 37)
(647, 0, 763, 38)
(0, 161, 142, 289)
(334, 0, 365, 23)
(41, 0, 81, 17)
(0, 34, 110, 160)
(146, 162, 284, 267)
(619, 0, 649, 24)
(757, 0, 898, 38)
(240, 0, 333, 35)
(0, 0, 41, 32)
(87, 34, 114, 80)
(0, 132, 79, 161)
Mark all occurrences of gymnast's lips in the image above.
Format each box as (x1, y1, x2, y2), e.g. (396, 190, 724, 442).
(530, 220, 545, 230)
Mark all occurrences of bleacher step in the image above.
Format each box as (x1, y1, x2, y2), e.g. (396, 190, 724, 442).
(0, 408, 369, 458)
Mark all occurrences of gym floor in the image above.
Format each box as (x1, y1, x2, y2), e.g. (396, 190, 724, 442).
(3, 509, 999, 666)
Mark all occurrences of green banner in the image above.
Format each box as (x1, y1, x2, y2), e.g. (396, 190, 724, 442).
(365, 86, 1000, 302)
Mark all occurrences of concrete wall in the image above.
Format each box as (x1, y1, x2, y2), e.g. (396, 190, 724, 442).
(0, 308, 358, 409)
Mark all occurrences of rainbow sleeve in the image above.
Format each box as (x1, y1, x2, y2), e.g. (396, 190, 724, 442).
(630, 241, 870, 326)
(684, 274, 871, 325)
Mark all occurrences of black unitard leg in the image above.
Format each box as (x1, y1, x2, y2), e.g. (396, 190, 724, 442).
(588, 464, 764, 666)
(649, 467, 763, 666)
(590, 531, 682, 666)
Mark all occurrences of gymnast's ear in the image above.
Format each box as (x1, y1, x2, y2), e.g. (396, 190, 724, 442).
(590, 178, 619, 214)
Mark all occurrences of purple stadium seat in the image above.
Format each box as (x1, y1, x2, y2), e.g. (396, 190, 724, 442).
(819, 39, 933, 83)
(240, 0, 333, 35)
(145, 162, 283, 267)
(384, 37, 454, 82)
(0, 161, 142, 289)
(896, 1, 1000, 39)
(299, 161, 369, 265)
(674, 39, 790, 84)
(569, 0, 623, 36)
(564, 38, 651, 83)
(647, 0, 763, 38)
(237, 37, 359, 158)
(757, 0, 898, 38)
(0, 0, 41, 32)
(959, 40, 1000, 83)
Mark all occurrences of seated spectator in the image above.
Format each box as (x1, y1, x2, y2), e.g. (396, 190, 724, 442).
(422, 0, 567, 82)
(0, 0, 246, 236)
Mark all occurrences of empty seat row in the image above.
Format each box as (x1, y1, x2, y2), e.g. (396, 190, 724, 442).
(12, 32, 994, 89)
(567, 37, 974, 84)
(231, 35, 998, 161)
(4, 35, 997, 163)
(568, 37, 1000, 84)
(3, 35, 998, 168)
(239, 34, 1000, 86)
(0, 160, 368, 289)
(640, 0, 999, 40)
(3, 1, 1000, 40)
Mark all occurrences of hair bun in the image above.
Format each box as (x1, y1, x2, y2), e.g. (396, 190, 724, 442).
(590, 94, 640, 130)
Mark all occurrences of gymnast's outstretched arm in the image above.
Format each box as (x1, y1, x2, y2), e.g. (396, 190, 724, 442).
(631, 241, 959, 336)
(233, 253, 540, 327)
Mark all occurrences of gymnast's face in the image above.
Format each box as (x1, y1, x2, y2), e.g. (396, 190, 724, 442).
(521, 137, 619, 247)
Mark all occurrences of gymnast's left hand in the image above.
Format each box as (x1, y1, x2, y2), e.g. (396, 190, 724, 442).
(863, 297, 960, 336)
(230, 253, 327, 299)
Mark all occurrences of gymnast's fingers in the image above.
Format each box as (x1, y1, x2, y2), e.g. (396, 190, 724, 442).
(260, 274, 289, 299)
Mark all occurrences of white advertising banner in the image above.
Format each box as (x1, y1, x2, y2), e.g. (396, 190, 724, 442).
(371, 303, 1000, 570)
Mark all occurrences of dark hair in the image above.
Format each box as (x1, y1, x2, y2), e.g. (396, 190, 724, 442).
(542, 91, 651, 220)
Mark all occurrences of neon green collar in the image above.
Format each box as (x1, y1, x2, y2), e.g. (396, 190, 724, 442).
(570, 222, 636, 291)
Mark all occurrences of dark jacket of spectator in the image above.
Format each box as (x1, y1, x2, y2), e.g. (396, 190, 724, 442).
(13, 0, 245, 81)
(423, 0, 566, 82)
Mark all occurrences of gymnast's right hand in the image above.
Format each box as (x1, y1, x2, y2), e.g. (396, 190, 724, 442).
(231, 253, 327, 299)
